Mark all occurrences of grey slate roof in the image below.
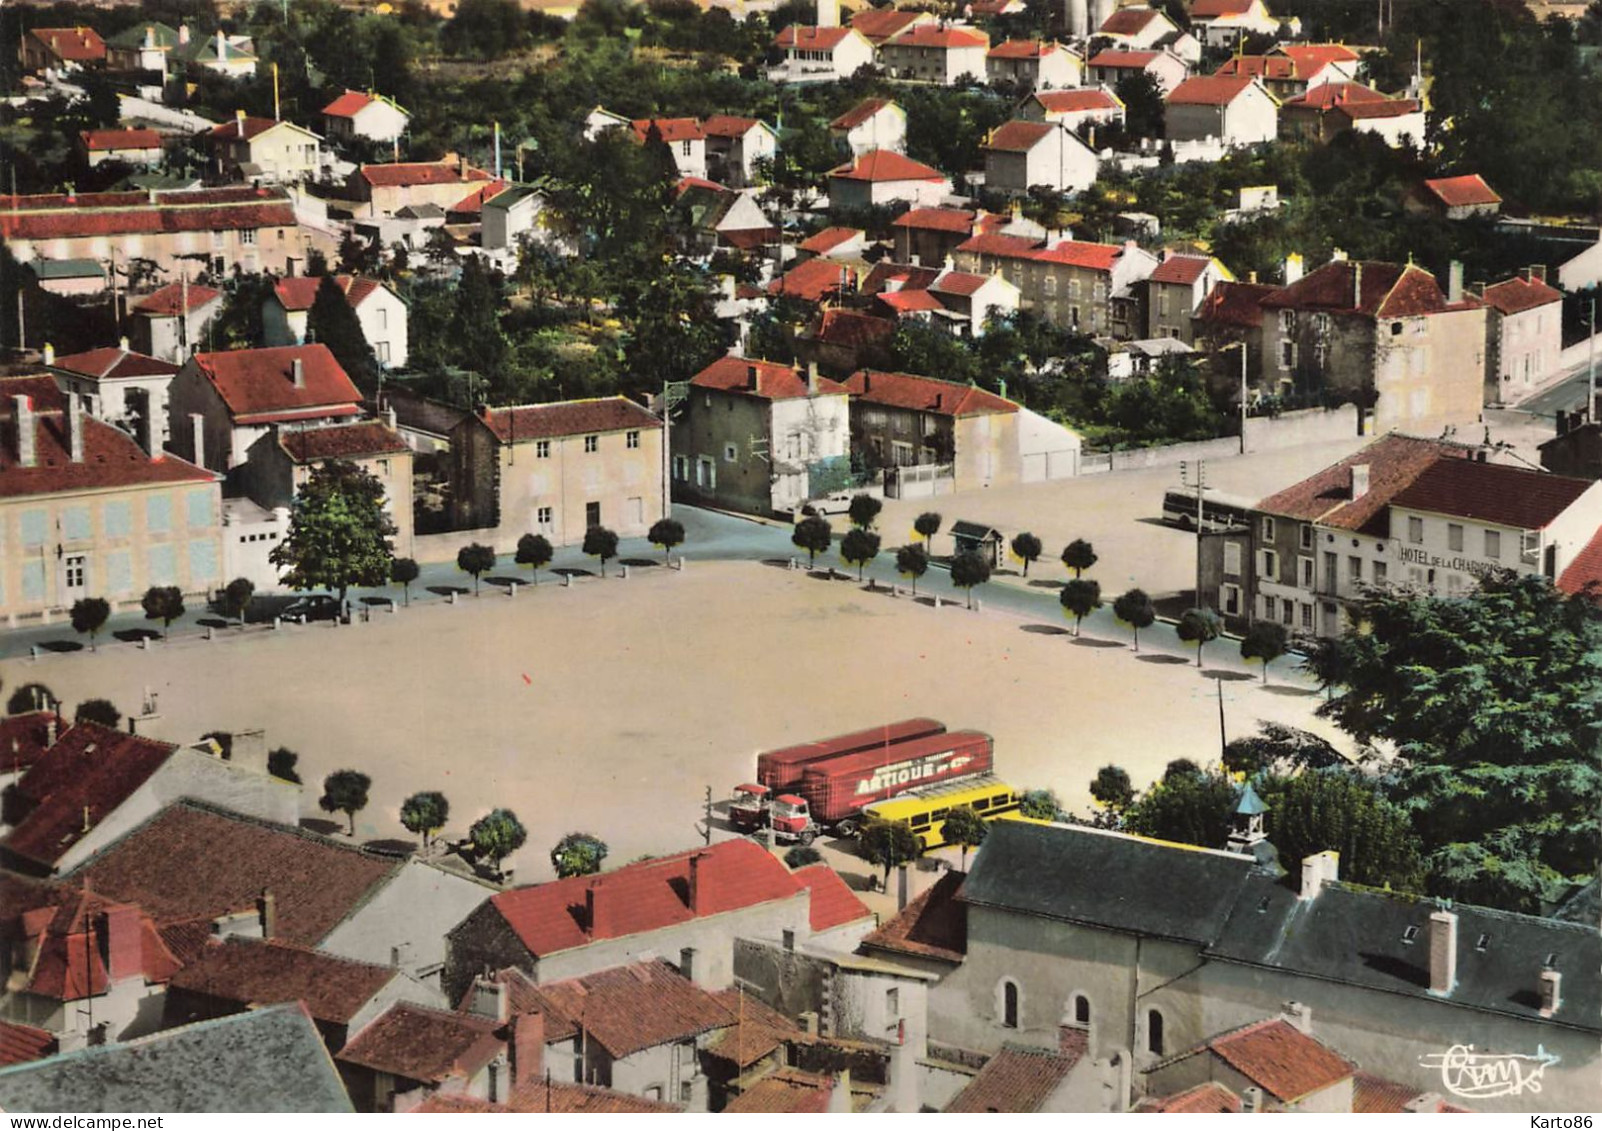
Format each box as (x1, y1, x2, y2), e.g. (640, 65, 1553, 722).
(1211, 875, 1602, 1033)
(0, 1003, 353, 1112)
(961, 820, 1255, 944)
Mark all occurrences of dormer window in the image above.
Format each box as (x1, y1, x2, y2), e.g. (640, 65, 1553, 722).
(1402, 925, 1419, 945)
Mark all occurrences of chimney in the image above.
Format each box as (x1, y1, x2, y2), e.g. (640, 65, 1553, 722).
(807, 361, 820, 395)
(46, 715, 59, 746)
(747, 364, 760, 392)
(1283, 252, 1303, 284)
(103, 905, 145, 982)
(1447, 259, 1463, 304)
(236, 108, 246, 138)
(1281, 1001, 1312, 1035)
(829, 1069, 852, 1115)
(190, 412, 205, 469)
(384, 406, 398, 430)
(1539, 969, 1562, 1017)
(118, 335, 129, 352)
(13, 395, 36, 468)
(1350, 463, 1370, 499)
(144, 25, 155, 48)
(511, 1010, 545, 1086)
(687, 852, 706, 913)
(998, 377, 1008, 401)
(1242, 1086, 1262, 1113)
(1248, 270, 1257, 284)
(43, 342, 56, 367)
(1530, 263, 1548, 284)
(1299, 850, 1338, 900)
(1428, 909, 1458, 995)
(179, 23, 190, 45)
(257, 888, 277, 939)
(68, 396, 84, 463)
(585, 881, 613, 939)
(216, 30, 226, 61)
(1351, 261, 1363, 308)
(680, 946, 699, 984)
(467, 976, 506, 1020)
(291, 358, 304, 388)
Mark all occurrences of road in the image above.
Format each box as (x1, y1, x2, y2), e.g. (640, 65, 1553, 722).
(1511, 349, 1600, 421)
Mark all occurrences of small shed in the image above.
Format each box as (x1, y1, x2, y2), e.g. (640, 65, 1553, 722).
(950, 520, 1004, 567)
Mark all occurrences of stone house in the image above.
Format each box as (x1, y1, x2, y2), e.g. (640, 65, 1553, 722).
(79, 128, 163, 168)
(1192, 279, 1278, 396)
(769, 25, 875, 83)
(128, 283, 223, 366)
(702, 116, 778, 189)
(1142, 1019, 1355, 1113)
(1084, 49, 1189, 96)
(982, 121, 1099, 197)
(1164, 75, 1278, 147)
(877, 25, 989, 86)
(848, 7, 934, 46)
(0, 375, 221, 620)
(1096, 4, 1181, 48)
(628, 117, 707, 181)
(829, 98, 907, 157)
(985, 40, 1082, 90)
(167, 344, 365, 477)
(447, 396, 663, 550)
(261, 275, 409, 369)
(46, 343, 181, 448)
(673, 356, 851, 517)
(1257, 256, 1485, 435)
(1015, 87, 1126, 134)
(337, 1002, 506, 1111)
(19, 27, 106, 73)
(840, 369, 1021, 490)
(1277, 82, 1389, 143)
(952, 232, 1158, 338)
(321, 90, 410, 145)
(347, 159, 495, 221)
(1145, 253, 1233, 342)
(827, 150, 952, 212)
(1187, 0, 1281, 48)
(1213, 45, 1360, 101)
(892, 207, 1005, 269)
(206, 113, 323, 184)
(1332, 97, 1426, 148)
(1478, 268, 1564, 403)
(1413, 174, 1503, 220)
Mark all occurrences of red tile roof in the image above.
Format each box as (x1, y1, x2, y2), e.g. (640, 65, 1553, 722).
(20, 891, 181, 1000)
(860, 868, 967, 963)
(506, 1081, 679, 1113)
(1259, 259, 1449, 318)
(1352, 1071, 1474, 1113)
(705, 990, 801, 1068)
(1033, 239, 1123, 271)
(1392, 457, 1595, 530)
(278, 420, 409, 462)
(2, 723, 179, 870)
(1136, 1081, 1243, 1112)
(272, 274, 386, 312)
(1276, 43, 1360, 71)
(29, 27, 106, 62)
(169, 936, 398, 1024)
(1195, 280, 1277, 329)
(1557, 526, 1602, 601)
(863, 262, 940, 295)
(358, 161, 490, 188)
(947, 1032, 1088, 1112)
(955, 231, 1046, 259)
(1424, 174, 1501, 208)
(774, 24, 855, 49)
(892, 206, 981, 233)
(815, 308, 897, 350)
(791, 862, 874, 931)
(829, 150, 946, 184)
(1099, 7, 1164, 35)
(930, 270, 993, 297)
(771, 256, 860, 303)
(1150, 254, 1215, 286)
(0, 376, 215, 499)
(850, 9, 929, 43)
(1205, 1019, 1353, 1102)
(339, 1003, 502, 1083)
(0, 1022, 57, 1069)
(1481, 274, 1562, 316)
(1284, 81, 1387, 111)
(631, 117, 705, 144)
(520, 961, 737, 1058)
(0, 187, 297, 242)
(479, 395, 661, 444)
(81, 802, 400, 947)
(988, 39, 1060, 59)
(1213, 55, 1296, 80)
(985, 120, 1056, 153)
(483, 838, 811, 958)
(702, 114, 763, 138)
(0, 712, 57, 776)
(1087, 49, 1160, 68)
(80, 128, 162, 151)
(321, 90, 375, 118)
(206, 116, 288, 143)
(878, 288, 944, 314)
(831, 98, 896, 130)
(132, 282, 222, 317)
(448, 179, 507, 215)
(675, 175, 728, 196)
(1031, 89, 1122, 114)
(1191, 0, 1258, 15)
(1167, 74, 1258, 105)
(885, 25, 988, 49)
(799, 226, 863, 255)
(1256, 434, 1471, 534)
(844, 369, 1016, 417)
(1337, 98, 1423, 120)
(49, 346, 180, 381)
(192, 344, 362, 423)
(723, 1068, 836, 1114)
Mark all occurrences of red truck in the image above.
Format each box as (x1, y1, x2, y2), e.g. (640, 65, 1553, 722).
(796, 730, 994, 838)
(731, 718, 946, 834)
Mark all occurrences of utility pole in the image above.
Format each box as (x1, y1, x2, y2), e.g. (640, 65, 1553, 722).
(1588, 298, 1596, 422)
(703, 786, 713, 846)
(1235, 342, 1247, 455)
(1216, 677, 1227, 758)
(1181, 459, 1207, 607)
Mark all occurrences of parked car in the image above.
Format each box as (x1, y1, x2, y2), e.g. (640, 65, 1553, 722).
(280, 595, 341, 624)
(798, 488, 881, 518)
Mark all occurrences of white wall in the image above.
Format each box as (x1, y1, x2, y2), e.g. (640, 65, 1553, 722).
(320, 861, 499, 990)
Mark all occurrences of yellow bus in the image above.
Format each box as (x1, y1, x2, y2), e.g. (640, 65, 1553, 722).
(862, 774, 1020, 851)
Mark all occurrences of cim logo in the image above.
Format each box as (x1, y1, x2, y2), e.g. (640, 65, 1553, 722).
(855, 752, 975, 795)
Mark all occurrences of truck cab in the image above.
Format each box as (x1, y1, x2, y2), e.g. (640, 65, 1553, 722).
(768, 794, 816, 845)
(729, 783, 770, 832)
